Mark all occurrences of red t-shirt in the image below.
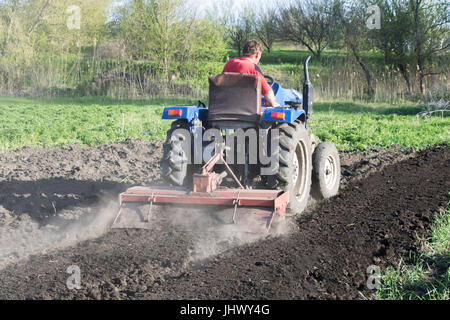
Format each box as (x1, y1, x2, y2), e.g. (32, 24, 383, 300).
(222, 57, 271, 96)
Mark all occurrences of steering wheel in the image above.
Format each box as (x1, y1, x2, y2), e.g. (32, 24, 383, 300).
(264, 74, 275, 88)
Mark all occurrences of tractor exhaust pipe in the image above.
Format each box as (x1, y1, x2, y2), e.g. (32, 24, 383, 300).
(302, 56, 313, 118)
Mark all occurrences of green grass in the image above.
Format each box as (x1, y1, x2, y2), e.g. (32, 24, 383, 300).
(0, 96, 196, 151)
(376, 202, 450, 300)
(0, 96, 448, 152)
(310, 101, 450, 151)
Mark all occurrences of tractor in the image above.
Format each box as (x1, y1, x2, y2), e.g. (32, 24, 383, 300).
(112, 56, 341, 233)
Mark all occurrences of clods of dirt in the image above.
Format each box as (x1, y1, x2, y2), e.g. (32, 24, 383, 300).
(0, 141, 448, 300)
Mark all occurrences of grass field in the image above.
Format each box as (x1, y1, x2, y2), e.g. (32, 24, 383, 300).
(377, 201, 450, 300)
(0, 97, 195, 151)
(0, 96, 448, 152)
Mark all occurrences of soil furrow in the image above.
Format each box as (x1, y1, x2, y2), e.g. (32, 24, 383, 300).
(0, 143, 447, 299)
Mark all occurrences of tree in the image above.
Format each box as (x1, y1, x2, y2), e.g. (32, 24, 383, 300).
(332, 0, 376, 97)
(370, 0, 449, 95)
(116, 0, 226, 82)
(255, 7, 278, 53)
(409, 0, 449, 94)
(371, 0, 415, 93)
(117, 0, 189, 82)
(177, 18, 227, 79)
(278, 0, 336, 59)
(0, 0, 110, 91)
(225, 8, 255, 56)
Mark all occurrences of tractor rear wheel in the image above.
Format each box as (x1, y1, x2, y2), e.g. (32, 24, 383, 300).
(161, 120, 192, 186)
(267, 121, 312, 215)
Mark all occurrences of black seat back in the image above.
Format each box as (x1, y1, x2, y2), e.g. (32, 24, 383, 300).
(207, 73, 261, 126)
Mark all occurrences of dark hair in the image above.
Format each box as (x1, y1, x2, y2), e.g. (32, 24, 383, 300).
(243, 40, 263, 57)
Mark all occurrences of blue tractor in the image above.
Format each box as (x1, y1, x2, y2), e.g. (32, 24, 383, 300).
(112, 57, 341, 233)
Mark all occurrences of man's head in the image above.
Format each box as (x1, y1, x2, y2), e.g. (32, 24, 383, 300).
(243, 40, 263, 64)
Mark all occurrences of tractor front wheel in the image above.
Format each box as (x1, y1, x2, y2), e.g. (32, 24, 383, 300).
(311, 142, 341, 200)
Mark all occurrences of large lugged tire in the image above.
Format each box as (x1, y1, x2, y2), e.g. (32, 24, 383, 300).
(311, 142, 341, 200)
(160, 120, 191, 186)
(267, 121, 312, 215)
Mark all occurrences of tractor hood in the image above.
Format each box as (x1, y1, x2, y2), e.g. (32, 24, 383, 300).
(267, 82, 303, 107)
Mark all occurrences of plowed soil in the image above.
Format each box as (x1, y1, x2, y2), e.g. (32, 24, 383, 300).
(0, 140, 448, 300)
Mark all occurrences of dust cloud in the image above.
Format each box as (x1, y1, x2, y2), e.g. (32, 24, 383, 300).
(158, 205, 294, 264)
(0, 197, 293, 271)
(0, 197, 118, 270)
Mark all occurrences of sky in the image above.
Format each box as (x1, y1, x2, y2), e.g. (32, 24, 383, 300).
(186, 0, 275, 12)
(109, 0, 281, 19)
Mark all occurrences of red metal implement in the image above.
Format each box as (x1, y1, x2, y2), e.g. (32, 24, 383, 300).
(111, 143, 289, 233)
(113, 186, 289, 233)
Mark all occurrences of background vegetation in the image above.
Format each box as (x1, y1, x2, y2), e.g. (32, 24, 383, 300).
(0, 0, 448, 102)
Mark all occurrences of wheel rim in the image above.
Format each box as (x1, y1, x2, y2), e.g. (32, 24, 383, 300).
(292, 154, 299, 190)
(293, 140, 308, 201)
(324, 155, 337, 189)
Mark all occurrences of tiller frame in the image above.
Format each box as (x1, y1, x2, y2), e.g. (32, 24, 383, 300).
(112, 144, 289, 233)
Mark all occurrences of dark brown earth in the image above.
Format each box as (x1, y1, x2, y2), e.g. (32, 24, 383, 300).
(0, 141, 448, 300)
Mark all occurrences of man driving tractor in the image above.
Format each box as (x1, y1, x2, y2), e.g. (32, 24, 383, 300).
(222, 40, 281, 109)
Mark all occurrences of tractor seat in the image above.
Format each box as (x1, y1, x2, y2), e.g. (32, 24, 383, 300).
(207, 73, 261, 129)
